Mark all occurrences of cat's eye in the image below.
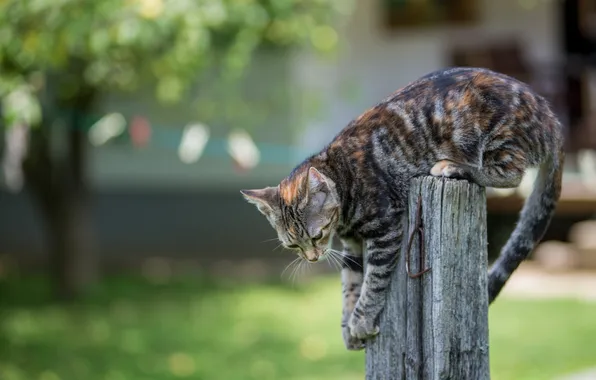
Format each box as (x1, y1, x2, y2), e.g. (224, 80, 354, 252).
(286, 244, 300, 250)
(312, 231, 323, 241)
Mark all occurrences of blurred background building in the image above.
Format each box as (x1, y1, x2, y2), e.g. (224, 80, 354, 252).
(3, 0, 596, 270)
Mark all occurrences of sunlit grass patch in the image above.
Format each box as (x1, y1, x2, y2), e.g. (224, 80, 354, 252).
(489, 297, 596, 380)
(0, 275, 595, 380)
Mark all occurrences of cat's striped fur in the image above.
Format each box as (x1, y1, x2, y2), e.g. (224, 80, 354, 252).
(241, 67, 564, 350)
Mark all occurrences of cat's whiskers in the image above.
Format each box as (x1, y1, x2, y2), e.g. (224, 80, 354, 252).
(290, 258, 304, 286)
(320, 252, 333, 270)
(288, 261, 298, 285)
(298, 259, 308, 283)
(325, 250, 342, 272)
(291, 257, 312, 285)
(331, 251, 345, 271)
(330, 249, 362, 269)
(322, 253, 334, 271)
(331, 255, 342, 272)
(281, 257, 301, 279)
(302, 259, 312, 278)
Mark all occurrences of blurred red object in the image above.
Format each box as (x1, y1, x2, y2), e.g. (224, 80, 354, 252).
(129, 115, 152, 148)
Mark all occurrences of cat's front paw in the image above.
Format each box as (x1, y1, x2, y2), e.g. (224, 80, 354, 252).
(348, 312, 379, 340)
(342, 326, 366, 351)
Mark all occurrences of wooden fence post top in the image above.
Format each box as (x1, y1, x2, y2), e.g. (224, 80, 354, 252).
(366, 176, 490, 380)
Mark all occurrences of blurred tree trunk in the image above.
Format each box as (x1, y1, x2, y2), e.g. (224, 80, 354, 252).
(24, 67, 98, 301)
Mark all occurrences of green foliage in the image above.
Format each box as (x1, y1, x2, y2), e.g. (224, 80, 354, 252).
(1, 275, 596, 380)
(0, 0, 350, 127)
(0, 80, 42, 127)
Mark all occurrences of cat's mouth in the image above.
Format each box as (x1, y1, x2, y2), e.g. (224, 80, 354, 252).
(302, 250, 324, 263)
(302, 253, 319, 263)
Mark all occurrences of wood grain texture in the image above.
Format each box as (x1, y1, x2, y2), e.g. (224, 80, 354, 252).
(366, 176, 490, 380)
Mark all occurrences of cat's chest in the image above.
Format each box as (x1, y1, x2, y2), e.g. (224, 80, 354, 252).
(336, 200, 401, 239)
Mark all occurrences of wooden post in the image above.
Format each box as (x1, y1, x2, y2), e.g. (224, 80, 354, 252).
(365, 176, 490, 380)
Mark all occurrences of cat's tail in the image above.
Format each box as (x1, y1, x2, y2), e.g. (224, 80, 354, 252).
(487, 132, 564, 304)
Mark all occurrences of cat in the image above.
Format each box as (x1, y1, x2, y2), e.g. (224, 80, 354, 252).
(241, 67, 564, 350)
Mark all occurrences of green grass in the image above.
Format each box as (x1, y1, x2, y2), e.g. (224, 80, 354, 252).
(0, 275, 595, 380)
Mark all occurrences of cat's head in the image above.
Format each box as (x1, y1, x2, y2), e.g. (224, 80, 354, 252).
(241, 167, 340, 262)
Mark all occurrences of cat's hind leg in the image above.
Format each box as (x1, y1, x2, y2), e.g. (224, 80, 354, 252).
(469, 162, 525, 188)
(470, 147, 527, 188)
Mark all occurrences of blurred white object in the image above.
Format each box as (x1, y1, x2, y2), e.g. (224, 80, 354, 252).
(227, 129, 260, 170)
(577, 149, 596, 190)
(486, 167, 537, 198)
(533, 241, 579, 272)
(2, 123, 29, 192)
(178, 123, 210, 164)
(516, 167, 538, 197)
(568, 220, 596, 270)
(88, 113, 126, 146)
(489, 188, 516, 197)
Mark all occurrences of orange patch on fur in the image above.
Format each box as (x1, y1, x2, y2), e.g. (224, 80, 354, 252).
(351, 150, 364, 161)
(330, 140, 343, 150)
(472, 73, 499, 87)
(460, 89, 475, 107)
(280, 173, 306, 203)
(430, 160, 452, 176)
(356, 108, 377, 123)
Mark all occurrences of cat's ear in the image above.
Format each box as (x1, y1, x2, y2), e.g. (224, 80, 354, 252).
(305, 167, 337, 212)
(307, 167, 330, 193)
(240, 187, 279, 216)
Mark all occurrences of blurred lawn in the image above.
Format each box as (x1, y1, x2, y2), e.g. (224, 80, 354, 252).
(0, 275, 595, 380)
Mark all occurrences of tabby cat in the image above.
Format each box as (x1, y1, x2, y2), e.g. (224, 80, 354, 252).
(241, 67, 564, 350)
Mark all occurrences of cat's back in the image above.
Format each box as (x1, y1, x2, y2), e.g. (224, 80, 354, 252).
(330, 67, 560, 171)
(386, 66, 532, 104)
(329, 67, 558, 165)
(344, 67, 544, 139)
(381, 66, 556, 141)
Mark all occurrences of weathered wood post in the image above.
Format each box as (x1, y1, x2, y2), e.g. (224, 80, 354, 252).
(365, 176, 490, 379)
